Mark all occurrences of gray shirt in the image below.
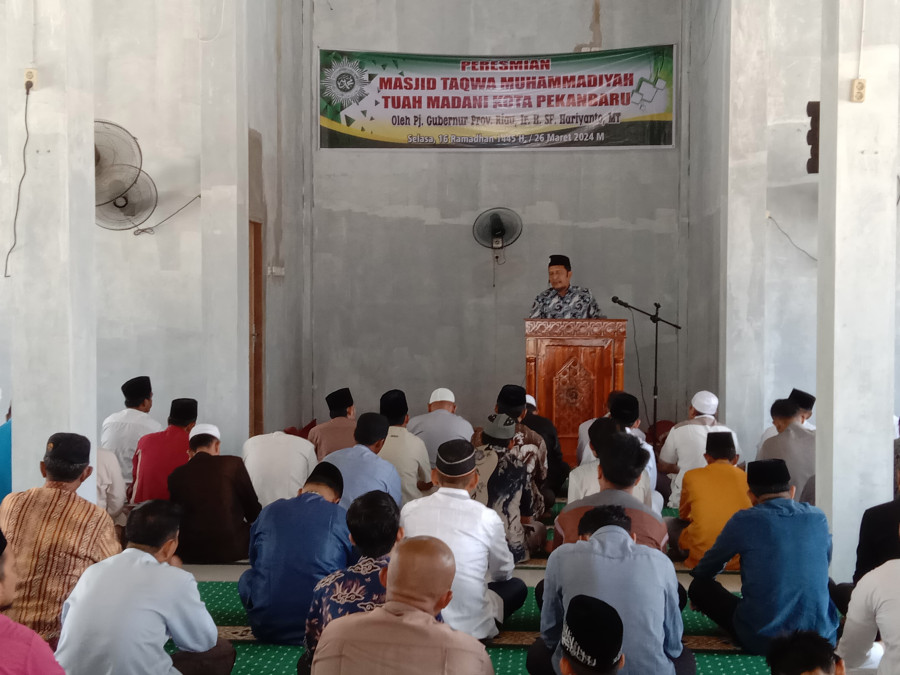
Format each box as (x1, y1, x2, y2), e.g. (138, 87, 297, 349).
(758, 422, 816, 499)
(407, 409, 475, 468)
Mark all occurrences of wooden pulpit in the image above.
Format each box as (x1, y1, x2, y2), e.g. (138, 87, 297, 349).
(525, 319, 627, 466)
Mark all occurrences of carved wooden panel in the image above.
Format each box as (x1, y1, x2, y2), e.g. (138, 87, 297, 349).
(525, 319, 627, 466)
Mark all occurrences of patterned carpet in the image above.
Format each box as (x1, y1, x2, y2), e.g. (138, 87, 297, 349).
(193, 582, 770, 674)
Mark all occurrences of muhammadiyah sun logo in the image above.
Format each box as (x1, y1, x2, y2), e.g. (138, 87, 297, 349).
(322, 57, 369, 109)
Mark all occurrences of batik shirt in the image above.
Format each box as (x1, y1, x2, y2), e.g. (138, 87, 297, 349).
(305, 555, 390, 654)
(475, 445, 532, 563)
(474, 424, 548, 518)
(529, 285, 603, 319)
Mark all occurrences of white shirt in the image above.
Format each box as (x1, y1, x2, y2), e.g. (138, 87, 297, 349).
(837, 559, 900, 674)
(754, 419, 816, 464)
(659, 416, 740, 508)
(96, 448, 127, 526)
(242, 432, 317, 507)
(378, 426, 431, 505)
(101, 408, 163, 483)
(56, 548, 218, 675)
(407, 409, 475, 468)
(400, 487, 514, 639)
(568, 460, 656, 511)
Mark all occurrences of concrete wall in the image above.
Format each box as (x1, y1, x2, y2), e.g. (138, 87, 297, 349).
(309, 0, 689, 427)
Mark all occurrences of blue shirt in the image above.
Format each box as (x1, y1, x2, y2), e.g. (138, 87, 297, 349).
(692, 498, 840, 655)
(542, 525, 683, 675)
(323, 445, 402, 509)
(0, 420, 10, 501)
(238, 492, 355, 644)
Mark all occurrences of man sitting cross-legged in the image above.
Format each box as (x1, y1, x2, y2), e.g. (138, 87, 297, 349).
(299, 490, 403, 674)
(0, 432, 120, 646)
(673, 431, 751, 568)
(311, 536, 494, 675)
(239, 463, 355, 644)
(0, 527, 64, 673)
(689, 459, 839, 656)
(529, 505, 692, 675)
(401, 439, 526, 640)
(55, 500, 236, 675)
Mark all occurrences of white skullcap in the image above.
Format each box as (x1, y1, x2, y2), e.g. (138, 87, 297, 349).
(691, 391, 719, 415)
(525, 394, 537, 408)
(189, 423, 221, 440)
(429, 388, 455, 404)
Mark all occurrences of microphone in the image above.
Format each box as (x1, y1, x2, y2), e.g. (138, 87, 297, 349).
(611, 296, 629, 308)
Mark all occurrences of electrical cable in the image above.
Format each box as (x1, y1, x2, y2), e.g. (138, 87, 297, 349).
(628, 307, 651, 428)
(4, 84, 32, 278)
(133, 194, 201, 235)
(767, 215, 818, 263)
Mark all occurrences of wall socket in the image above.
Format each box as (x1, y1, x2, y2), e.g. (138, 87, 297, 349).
(24, 68, 37, 89)
(851, 78, 866, 103)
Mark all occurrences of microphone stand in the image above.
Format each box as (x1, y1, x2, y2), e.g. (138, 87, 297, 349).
(610, 296, 682, 450)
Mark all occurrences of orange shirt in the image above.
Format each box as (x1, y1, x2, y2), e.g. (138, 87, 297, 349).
(679, 461, 751, 569)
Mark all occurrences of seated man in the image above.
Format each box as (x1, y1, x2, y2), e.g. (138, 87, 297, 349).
(769, 631, 846, 675)
(378, 390, 432, 505)
(242, 430, 318, 507)
(689, 459, 839, 656)
(674, 431, 751, 568)
(239, 463, 354, 644)
(530, 505, 692, 675)
(101, 375, 163, 487)
(756, 388, 817, 460)
(131, 397, 197, 504)
(323, 413, 402, 508)
(0, 433, 120, 645)
(55, 501, 236, 675)
(408, 388, 475, 468)
(559, 595, 626, 675)
(401, 439, 525, 639)
(308, 388, 357, 460)
(473, 384, 550, 518)
(301, 490, 403, 672)
(167, 424, 262, 563)
(523, 394, 570, 498)
(311, 536, 494, 675)
(553, 432, 667, 552)
(758, 399, 816, 501)
(96, 446, 127, 527)
(473, 413, 541, 563)
(0, 527, 64, 673)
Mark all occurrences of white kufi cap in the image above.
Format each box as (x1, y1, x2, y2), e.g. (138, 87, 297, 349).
(691, 391, 719, 415)
(429, 388, 455, 404)
(525, 394, 537, 408)
(189, 423, 221, 440)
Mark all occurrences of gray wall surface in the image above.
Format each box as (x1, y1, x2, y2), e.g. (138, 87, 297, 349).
(309, 0, 689, 426)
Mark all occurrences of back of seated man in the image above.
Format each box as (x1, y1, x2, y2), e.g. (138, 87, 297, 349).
(553, 431, 667, 552)
(769, 631, 846, 675)
(0, 527, 64, 673)
(308, 388, 357, 461)
(689, 459, 839, 655)
(0, 432, 120, 645)
(300, 490, 403, 673)
(401, 439, 525, 639)
(756, 388, 817, 462)
(473, 413, 543, 563)
(242, 430, 318, 507)
(101, 375, 163, 486)
(311, 536, 494, 675)
(167, 424, 262, 563)
(559, 595, 626, 675)
(131, 397, 197, 504)
(523, 394, 570, 498)
(408, 388, 475, 468)
(323, 413, 402, 508)
(56, 500, 236, 675)
(758, 398, 816, 500)
(377, 389, 432, 505)
(239, 463, 355, 644)
(673, 431, 751, 568)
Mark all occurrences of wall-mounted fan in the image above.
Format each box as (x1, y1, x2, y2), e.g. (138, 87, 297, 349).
(94, 120, 158, 230)
(473, 207, 524, 286)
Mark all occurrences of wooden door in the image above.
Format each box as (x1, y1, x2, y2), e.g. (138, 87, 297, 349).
(249, 221, 265, 437)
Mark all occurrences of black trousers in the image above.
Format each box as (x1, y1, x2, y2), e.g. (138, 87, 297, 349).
(489, 577, 529, 619)
(172, 638, 236, 675)
(688, 577, 740, 639)
(526, 636, 696, 674)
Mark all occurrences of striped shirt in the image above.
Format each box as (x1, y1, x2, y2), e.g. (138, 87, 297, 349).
(0, 486, 120, 644)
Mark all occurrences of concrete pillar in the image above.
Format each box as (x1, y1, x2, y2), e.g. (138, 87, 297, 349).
(4, 0, 97, 498)
(719, 0, 769, 457)
(816, 0, 899, 581)
(199, 0, 250, 450)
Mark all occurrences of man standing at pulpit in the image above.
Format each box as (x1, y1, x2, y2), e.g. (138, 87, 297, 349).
(530, 254, 603, 319)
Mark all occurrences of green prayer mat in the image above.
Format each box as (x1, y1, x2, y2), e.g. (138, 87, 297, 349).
(198, 581, 248, 626)
(663, 506, 679, 518)
(696, 652, 769, 674)
(505, 587, 540, 630)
